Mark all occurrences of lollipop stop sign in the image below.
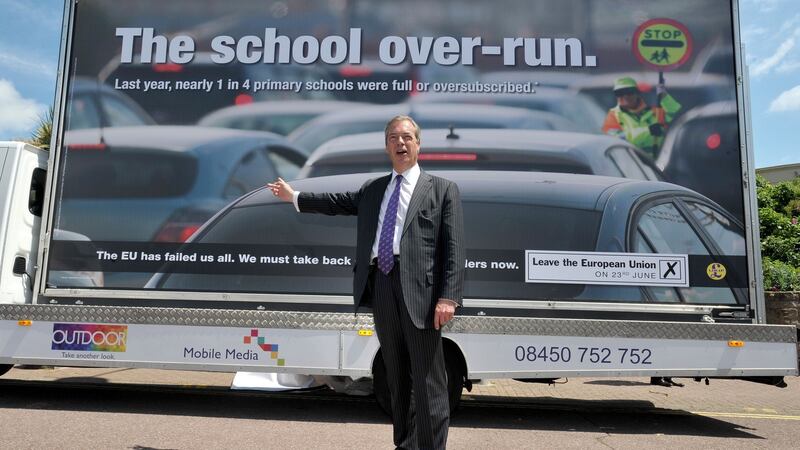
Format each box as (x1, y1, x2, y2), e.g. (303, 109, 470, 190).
(632, 18, 693, 71)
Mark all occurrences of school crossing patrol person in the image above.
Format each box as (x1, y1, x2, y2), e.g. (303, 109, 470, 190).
(601, 76, 682, 159)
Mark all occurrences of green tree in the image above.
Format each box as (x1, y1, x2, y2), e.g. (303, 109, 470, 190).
(28, 107, 53, 151)
(757, 175, 800, 290)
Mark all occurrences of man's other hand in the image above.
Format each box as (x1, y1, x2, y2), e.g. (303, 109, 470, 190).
(267, 177, 294, 202)
(433, 299, 457, 330)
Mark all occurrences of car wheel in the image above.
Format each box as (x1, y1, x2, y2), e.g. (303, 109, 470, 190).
(372, 347, 465, 418)
(0, 364, 12, 377)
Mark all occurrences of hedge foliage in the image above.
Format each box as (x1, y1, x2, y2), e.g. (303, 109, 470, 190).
(757, 175, 800, 291)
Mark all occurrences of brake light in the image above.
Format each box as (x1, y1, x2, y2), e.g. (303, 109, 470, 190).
(418, 153, 477, 161)
(67, 143, 107, 151)
(339, 66, 373, 77)
(638, 82, 652, 93)
(235, 94, 254, 105)
(153, 63, 183, 73)
(706, 133, 721, 150)
(154, 223, 201, 243)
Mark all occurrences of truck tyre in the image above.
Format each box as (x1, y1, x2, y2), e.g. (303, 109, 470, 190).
(372, 346, 465, 418)
(444, 347, 465, 413)
(0, 364, 12, 377)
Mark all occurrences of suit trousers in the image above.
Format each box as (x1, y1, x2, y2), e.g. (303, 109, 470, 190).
(372, 263, 449, 450)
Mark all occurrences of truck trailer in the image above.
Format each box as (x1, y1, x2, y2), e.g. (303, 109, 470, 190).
(1, 0, 796, 413)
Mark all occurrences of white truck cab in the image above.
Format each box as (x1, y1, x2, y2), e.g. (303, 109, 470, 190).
(0, 142, 47, 305)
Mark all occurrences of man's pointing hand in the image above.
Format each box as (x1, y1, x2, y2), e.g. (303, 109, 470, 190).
(267, 178, 294, 203)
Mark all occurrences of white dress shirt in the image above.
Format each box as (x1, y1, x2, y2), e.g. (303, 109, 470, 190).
(370, 164, 421, 260)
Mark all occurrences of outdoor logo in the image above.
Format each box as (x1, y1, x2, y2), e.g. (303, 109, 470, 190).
(243, 329, 285, 366)
(51, 324, 128, 352)
(706, 263, 727, 281)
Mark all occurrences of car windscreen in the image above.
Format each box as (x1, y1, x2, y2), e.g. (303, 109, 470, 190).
(156, 200, 600, 300)
(60, 149, 198, 198)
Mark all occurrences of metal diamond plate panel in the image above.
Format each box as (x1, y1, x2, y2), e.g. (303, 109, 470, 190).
(1, 304, 795, 342)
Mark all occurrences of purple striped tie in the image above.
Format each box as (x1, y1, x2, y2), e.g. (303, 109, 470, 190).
(378, 175, 403, 274)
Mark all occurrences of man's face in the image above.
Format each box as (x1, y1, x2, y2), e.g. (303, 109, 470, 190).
(617, 92, 643, 110)
(385, 119, 420, 173)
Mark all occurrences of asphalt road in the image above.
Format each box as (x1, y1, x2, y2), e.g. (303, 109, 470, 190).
(1, 369, 798, 449)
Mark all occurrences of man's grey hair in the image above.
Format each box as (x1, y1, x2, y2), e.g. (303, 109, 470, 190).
(384, 115, 421, 144)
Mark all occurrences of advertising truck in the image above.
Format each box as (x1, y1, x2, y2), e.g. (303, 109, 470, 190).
(1, 0, 796, 412)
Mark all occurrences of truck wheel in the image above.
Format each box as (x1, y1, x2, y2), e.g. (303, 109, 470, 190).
(0, 364, 12, 377)
(372, 347, 465, 418)
(444, 346, 465, 413)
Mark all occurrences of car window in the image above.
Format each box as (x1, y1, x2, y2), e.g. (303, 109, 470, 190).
(101, 94, 150, 127)
(607, 147, 648, 180)
(61, 149, 197, 198)
(292, 121, 384, 153)
(224, 150, 277, 199)
(66, 95, 101, 130)
(633, 229, 683, 303)
(635, 202, 708, 254)
(636, 157, 661, 181)
(632, 201, 737, 304)
(267, 149, 302, 180)
(684, 201, 745, 255)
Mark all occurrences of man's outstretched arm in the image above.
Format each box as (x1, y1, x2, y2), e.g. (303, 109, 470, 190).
(268, 177, 361, 216)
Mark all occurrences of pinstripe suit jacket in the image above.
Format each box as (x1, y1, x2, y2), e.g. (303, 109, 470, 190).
(298, 171, 465, 329)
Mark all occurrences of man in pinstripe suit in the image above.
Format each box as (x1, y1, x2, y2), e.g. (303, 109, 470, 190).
(268, 115, 465, 449)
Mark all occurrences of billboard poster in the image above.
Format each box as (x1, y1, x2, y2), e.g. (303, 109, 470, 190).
(47, 0, 750, 310)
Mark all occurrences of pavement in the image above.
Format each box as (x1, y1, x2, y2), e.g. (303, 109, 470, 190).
(4, 366, 800, 420)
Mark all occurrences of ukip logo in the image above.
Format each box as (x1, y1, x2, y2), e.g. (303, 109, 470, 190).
(243, 329, 285, 366)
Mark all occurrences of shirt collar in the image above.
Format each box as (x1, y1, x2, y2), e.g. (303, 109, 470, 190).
(392, 164, 420, 186)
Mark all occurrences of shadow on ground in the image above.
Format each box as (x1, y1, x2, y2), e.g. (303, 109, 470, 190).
(0, 379, 762, 440)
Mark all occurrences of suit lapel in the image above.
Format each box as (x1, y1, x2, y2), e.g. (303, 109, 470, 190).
(402, 171, 432, 237)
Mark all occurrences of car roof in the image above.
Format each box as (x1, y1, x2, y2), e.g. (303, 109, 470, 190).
(306, 129, 620, 166)
(63, 126, 287, 153)
(237, 170, 688, 211)
(198, 100, 364, 124)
